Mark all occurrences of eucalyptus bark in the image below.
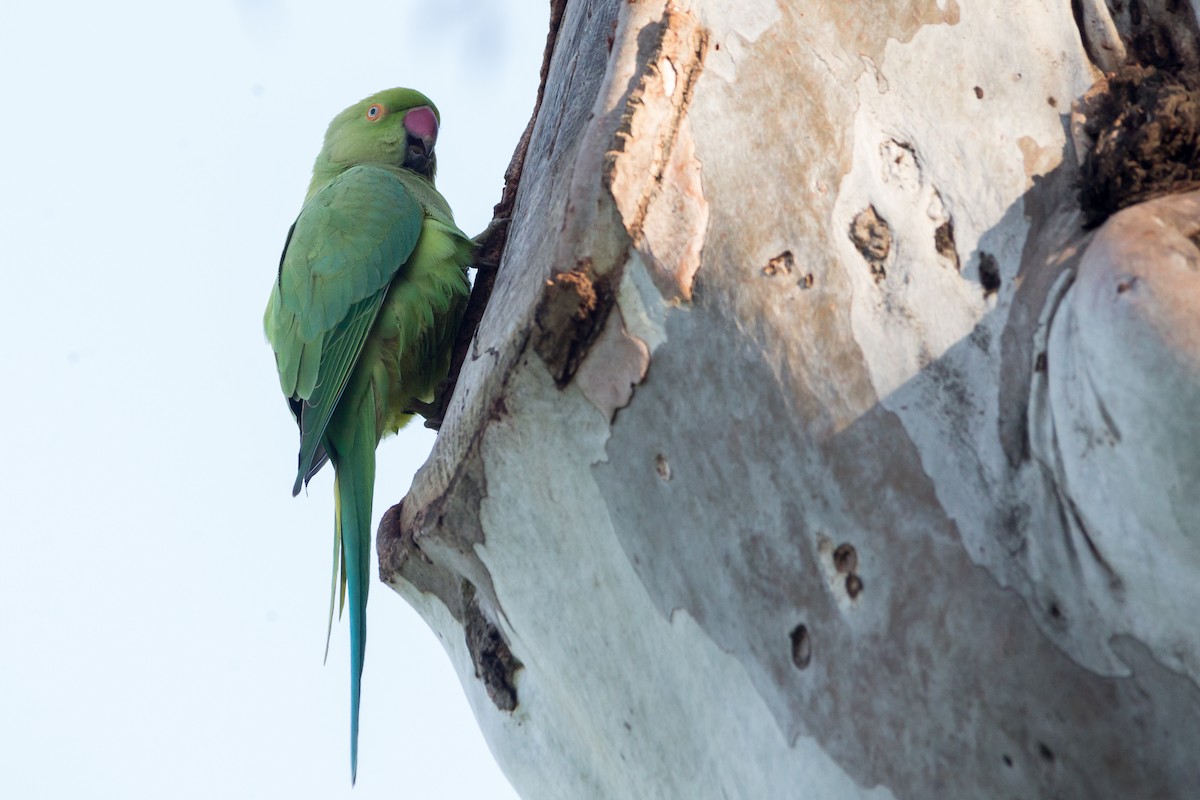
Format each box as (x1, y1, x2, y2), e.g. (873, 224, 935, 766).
(380, 1, 1200, 797)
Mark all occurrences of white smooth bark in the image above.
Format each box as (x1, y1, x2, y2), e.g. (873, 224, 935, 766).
(380, 2, 1200, 797)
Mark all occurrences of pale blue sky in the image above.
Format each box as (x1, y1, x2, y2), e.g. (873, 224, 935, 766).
(0, 2, 546, 797)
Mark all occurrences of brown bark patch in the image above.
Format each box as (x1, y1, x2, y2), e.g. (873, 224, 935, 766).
(605, 7, 710, 301)
(763, 250, 795, 277)
(934, 219, 959, 270)
(849, 205, 891, 281)
(533, 262, 615, 387)
(1079, 66, 1200, 228)
(464, 591, 522, 712)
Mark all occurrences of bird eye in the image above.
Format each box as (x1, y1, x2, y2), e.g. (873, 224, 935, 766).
(366, 103, 384, 121)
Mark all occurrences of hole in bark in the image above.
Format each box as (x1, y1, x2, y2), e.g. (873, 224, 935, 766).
(1038, 742, 1055, 762)
(790, 624, 812, 669)
(974, 85, 984, 99)
(845, 573, 864, 599)
(1003, 754, 1014, 767)
(978, 252, 1002, 295)
(763, 250, 795, 277)
(935, 219, 959, 269)
(655, 453, 672, 481)
(1116, 276, 1139, 294)
(799, 273, 815, 289)
(833, 543, 858, 574)
(533, 261, 614, 387)
(1048, 602, 1063, 620)
(1034, 352, 1048, 373)
(1048, 95, 1058, 107)
(849, 206, 891, 281)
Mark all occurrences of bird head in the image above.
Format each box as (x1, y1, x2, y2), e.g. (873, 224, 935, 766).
(315, 87, 441, 183)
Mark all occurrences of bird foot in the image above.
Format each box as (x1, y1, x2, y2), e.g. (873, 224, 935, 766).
(405, 378, 456, 430)
(472, 217, 511, 270)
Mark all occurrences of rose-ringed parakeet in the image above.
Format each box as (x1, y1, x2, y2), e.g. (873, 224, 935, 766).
(264, 88, 473, 782)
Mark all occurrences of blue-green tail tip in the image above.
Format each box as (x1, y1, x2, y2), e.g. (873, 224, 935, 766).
(350, 685, 360, 784)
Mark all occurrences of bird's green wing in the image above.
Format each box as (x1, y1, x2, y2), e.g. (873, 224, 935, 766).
(264, 165, 424, 495)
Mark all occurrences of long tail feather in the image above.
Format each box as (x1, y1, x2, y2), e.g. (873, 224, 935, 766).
(324, 495, 343, 665)
(331, 409, 376, 785)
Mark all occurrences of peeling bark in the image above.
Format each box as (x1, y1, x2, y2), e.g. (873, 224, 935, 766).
(379, 1, 1200, 797)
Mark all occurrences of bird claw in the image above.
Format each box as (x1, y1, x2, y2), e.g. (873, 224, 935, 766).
(404, 378, 456, 430)
(472, 216, 511, 247)
(472, 216, 511, 270)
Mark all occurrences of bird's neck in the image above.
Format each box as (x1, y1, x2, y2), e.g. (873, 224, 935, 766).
(305, 155, 343, 203)
(304, 156, 437, 204)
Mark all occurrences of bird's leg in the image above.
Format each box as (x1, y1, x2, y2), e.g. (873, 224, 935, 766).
(472, 216, 511, 270)
(405, 398, 437, 419)
(405, 378, 456, 430)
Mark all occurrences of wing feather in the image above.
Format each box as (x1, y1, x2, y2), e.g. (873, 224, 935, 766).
(264, 166, 424, 494)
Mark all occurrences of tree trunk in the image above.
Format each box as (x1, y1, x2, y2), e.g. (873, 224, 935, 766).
(379, 1, 1200, 797)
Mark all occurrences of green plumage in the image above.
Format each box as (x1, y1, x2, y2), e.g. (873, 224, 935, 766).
(264, 88, 473, 783)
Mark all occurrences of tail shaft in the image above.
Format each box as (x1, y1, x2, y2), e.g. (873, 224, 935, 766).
(331, 412, 376, 784)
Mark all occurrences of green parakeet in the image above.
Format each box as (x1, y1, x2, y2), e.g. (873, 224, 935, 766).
(264, 88, 473, 782)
